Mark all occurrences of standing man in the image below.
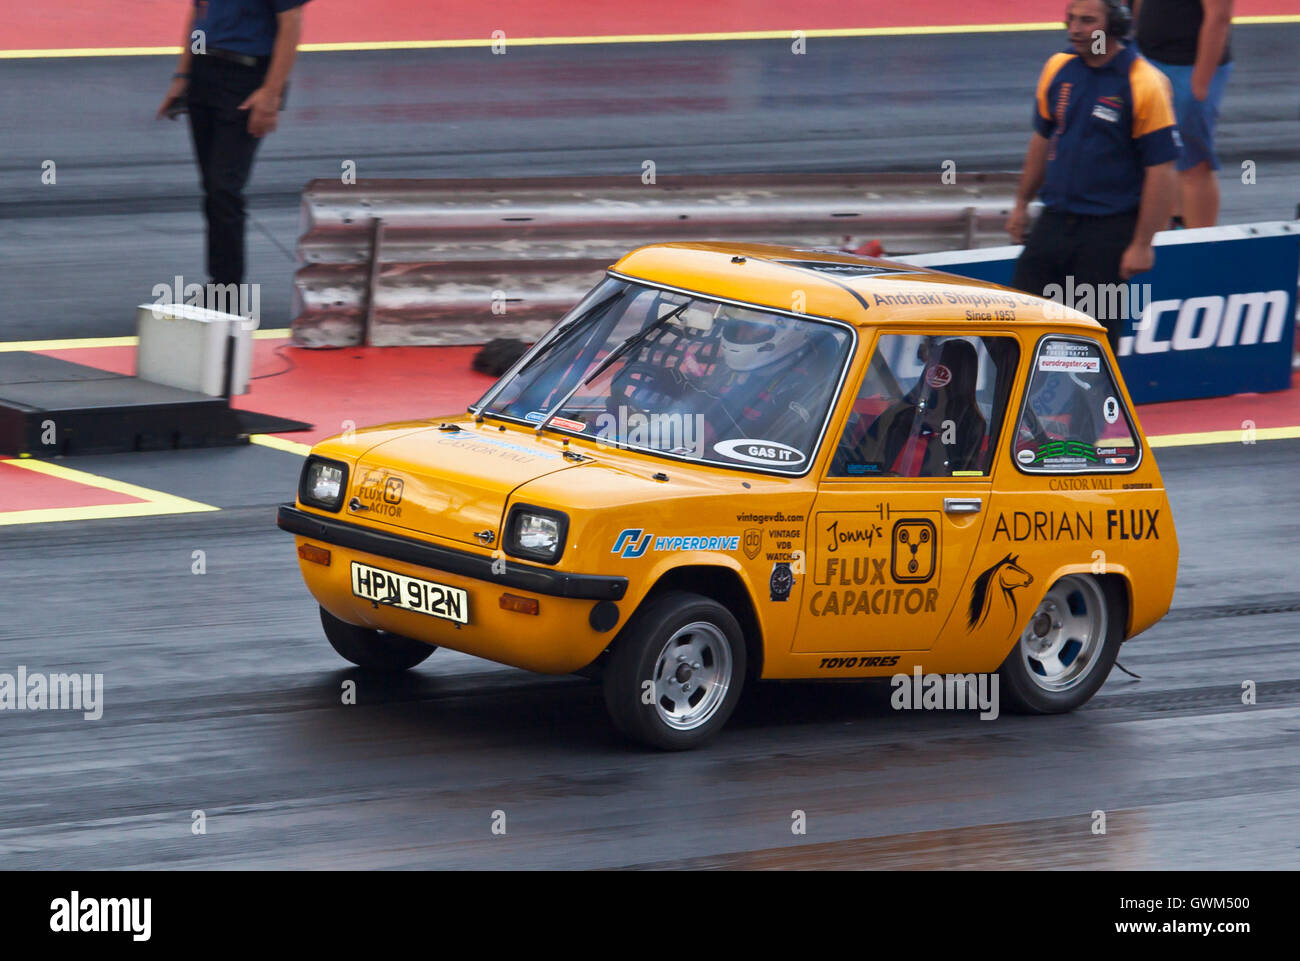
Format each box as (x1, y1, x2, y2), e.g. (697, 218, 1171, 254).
(158, 1, 308, 290)
(1134, 0, 1235, 227)
(1006, 0, 1179, 352)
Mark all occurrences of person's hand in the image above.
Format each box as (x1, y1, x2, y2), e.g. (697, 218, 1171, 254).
(1119, 241, 1156, 279)
(239, 86, 281, 137)
(1191, 74, 1211, 102)
(157, 76, 188, 119)
(1006, 203, 1030, 243)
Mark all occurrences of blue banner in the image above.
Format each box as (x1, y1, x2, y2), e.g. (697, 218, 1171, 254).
(905, 224, 1299, 404)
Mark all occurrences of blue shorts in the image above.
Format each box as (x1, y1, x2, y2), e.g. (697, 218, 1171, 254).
(1145, 57, 1233, 172)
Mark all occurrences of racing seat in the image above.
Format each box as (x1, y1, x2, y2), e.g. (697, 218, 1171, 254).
(842, 339, 986, 477)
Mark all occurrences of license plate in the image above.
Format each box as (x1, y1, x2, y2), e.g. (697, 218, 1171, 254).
(351, 561, 469, 624)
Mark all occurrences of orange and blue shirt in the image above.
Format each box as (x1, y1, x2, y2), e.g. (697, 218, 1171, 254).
(1033, 45, 1180, 216)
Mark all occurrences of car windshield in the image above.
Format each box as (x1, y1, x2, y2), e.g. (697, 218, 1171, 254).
(473, 278, 854, 474)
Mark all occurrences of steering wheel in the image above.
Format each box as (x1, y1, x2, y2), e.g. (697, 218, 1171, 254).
(608, 361, 689, 419)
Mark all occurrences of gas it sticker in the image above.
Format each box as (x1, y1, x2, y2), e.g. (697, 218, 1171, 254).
(713, 438, 806, 467)
(1102, 396, 1120, 424)
(1016, 449, 1035, 465)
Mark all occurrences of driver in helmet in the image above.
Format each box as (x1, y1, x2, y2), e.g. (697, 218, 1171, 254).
(678, 305, 829, 439)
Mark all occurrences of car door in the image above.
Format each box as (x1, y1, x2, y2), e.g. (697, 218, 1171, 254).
(793, 329, 1021, 653)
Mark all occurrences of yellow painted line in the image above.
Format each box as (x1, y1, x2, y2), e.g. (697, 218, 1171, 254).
(0, 328, 290, 353)
(0, 502, 214, 525)
(0, 46, 182, 59)
(1147, 425, 1300, 448)
(292, 24, 1068, 49)
(2, 17, 1293, 58)
(250, 433, 313, 456)
(0, 335, 138, 352)
(0, 457, 219, 526)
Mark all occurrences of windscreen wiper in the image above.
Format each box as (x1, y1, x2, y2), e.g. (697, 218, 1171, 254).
(472, 287, 628, 424)
(534, 301, 691, 437)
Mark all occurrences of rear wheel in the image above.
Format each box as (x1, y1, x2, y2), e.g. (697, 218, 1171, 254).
(603, 591, 746, 750)
(320, 607, 435, 672)
(998, 575, 1123, 713)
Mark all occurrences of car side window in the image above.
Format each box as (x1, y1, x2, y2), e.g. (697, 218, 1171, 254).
(829, 333, 1020, 478)
(1013, 336, 1140, 472)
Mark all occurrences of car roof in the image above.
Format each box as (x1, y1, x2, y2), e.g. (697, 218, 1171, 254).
(610, 241, 1104, 331)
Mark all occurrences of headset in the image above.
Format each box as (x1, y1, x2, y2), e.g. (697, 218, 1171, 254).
(1104, 0, 1133, 38)
(1069, 0, 1133, 38)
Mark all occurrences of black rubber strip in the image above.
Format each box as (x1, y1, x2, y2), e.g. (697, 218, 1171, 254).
(277, 504, 627, 601)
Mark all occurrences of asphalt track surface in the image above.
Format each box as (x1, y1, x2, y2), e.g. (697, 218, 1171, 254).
(0, 436, 1296, 869)
(2, 26, 1298, 341)
(2, 31, 1300, 870)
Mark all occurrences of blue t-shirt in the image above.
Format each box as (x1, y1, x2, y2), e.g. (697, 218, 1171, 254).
(1032, 45, 1181, 216)
(193, 0, 308, 57)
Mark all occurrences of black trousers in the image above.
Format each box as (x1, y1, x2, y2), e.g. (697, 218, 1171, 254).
(1010, 208, 1139, 353)
(187, 54, 268, 287)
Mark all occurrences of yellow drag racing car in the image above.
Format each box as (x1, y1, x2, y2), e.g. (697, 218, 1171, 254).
(278, 242, 1178, 749)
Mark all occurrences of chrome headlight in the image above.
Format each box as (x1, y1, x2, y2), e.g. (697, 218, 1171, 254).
(505, 505, 569, 564)
(299, 456, 349, 512)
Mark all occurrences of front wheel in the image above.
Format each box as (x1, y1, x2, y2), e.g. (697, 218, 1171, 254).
(997, 575, 1123, 714)
(320, 607, 436, 672)
(602, 592, 746, 750)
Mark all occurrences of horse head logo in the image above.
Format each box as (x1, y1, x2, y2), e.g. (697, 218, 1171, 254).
(967, 553, 1034, 631)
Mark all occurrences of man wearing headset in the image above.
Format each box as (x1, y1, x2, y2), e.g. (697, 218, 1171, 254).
(1006, 0, 1180, 352)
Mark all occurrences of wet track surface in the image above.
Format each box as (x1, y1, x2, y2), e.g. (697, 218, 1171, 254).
(1, 440, 1298, 869)
(2, 29, 1299, 869)
(2, 27, 1298, 340)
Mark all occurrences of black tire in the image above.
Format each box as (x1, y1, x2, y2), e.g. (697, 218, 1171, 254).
(998, 575, 1125, 714)
(602, 591, 746, 750)
(319, 607, 436, 672)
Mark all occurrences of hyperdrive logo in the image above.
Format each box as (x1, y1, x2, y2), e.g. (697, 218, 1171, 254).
(611, 529, 740, 558)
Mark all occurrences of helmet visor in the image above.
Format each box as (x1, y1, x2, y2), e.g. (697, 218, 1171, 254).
(721, 317, 775, 345)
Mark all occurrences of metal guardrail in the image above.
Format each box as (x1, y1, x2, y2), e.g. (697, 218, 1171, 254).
(292, 173, 1028, 347)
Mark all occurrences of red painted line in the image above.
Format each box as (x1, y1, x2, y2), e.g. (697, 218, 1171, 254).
(0, 460, 144, 512)
(5, 1, 1293, 52)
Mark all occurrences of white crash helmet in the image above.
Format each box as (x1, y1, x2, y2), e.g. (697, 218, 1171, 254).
(716, 308, 807, 372)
